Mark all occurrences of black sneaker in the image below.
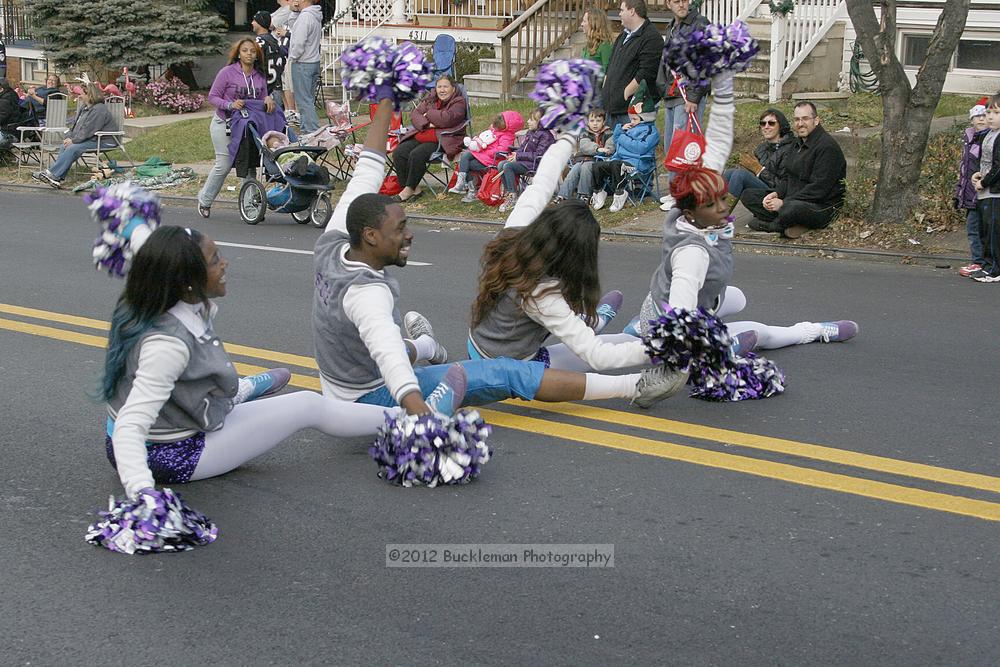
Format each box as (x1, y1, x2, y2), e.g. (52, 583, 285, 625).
(969, 269, 992, 281)
(748, 217, 780, 232)
(973, 271, 1000, 283)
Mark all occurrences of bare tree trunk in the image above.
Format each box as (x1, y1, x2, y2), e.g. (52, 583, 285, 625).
(845, 0, 970, 224)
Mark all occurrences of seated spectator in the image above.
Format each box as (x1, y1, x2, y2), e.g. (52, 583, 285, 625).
(724, 108, 792, 199)
(31, 82, 117, 188)
(576, 83, 659, 213)
(0, 77, 29, 135)
(21, 75, 63, 122)
(556, 108, 614, 202)
(449, 109, 524, 203)
(393, 74, 468, 203)
(498, 108, 555, 212)
(739, 101, 847, 239)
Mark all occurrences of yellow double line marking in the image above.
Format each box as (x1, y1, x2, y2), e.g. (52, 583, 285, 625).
(3, 302, 1000, 521)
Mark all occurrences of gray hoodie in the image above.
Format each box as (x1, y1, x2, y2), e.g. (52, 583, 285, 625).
(289, 4, 322, 63)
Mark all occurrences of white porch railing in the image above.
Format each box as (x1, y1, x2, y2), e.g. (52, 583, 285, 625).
(322, 0, 401, 99)
(768, 0, 847, 101)
(411, 0, 518, 20)
(701, 0, 764, 25)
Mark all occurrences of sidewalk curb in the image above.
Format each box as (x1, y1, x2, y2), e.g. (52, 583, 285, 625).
(1, 182, 967, 266)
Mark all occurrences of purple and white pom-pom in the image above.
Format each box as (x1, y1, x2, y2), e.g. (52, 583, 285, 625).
(369, 410, 492, 487)
(85, 487, 218, 554)
(663, 21, 759, 89)
(641, 305, 733, 372)
(529, 59, 604, 132)
(689, 351, 786, 402)
(640, 305, 785, 402)
(86, 182, 161, 278)
(340, 37, 434, 107)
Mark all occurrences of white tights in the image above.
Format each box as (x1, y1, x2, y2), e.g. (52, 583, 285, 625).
(191, 392, 399, 481)
(546, 286, 829, 373)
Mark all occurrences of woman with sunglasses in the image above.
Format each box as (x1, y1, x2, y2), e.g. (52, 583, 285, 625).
(723, 108, 792, 200)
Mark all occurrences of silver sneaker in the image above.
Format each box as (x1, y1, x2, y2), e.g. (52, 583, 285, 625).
(403, 311, 448, 364)
(591, 190, 608, 210)
(461, 182, 479, 203)
(632, 365, 689, 408)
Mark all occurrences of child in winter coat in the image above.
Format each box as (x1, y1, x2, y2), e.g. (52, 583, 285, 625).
(956, 101, 990, 277)
(577, 83, 660, 213)
(970, 94, 1000, 282)
(557, 108, 614, 201)
(498, 108, 556, 212)
(449, 110, 524, 202)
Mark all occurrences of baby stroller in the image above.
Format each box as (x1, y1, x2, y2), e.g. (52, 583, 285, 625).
(238, 124, 335, 228)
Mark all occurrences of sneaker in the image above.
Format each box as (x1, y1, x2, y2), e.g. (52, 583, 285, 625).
(33, 170, 61, 188)
(424, 363, 467, 416)
(448, 173, 468, 194)
(239, 368, 292, 402)
(461, 182, 479, 203)
(660, 195, 673, 204)
(731, 330, 758, 356)
(818, 320, 859, 343)
(553, 195, 566, 204)
(623, 316, 641, 337)
(590, 190, 608, 210)
(404, 311, 448, 364)
(632, 365, 690, 408)
(498, 192, 517, 212)
(594, 290, 624, 334)
(968, 269, 991, 281)
(659, 199, 675, 212)
(958, 263, 981, 277)
(973, 271, 1000, 283)
(620, 163, 636, 176)
(608, 190, 629, 213)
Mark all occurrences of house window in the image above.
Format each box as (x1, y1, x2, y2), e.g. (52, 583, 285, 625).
(902, 34, 930, 67)
(21, 58, 48, 83)
(956, 39, 1000, 71)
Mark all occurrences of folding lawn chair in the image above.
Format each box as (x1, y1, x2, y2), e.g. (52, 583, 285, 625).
(621, 162, 660, 207)
(432, 35, 457, 78)
(74, 95, 134, 172)
(14, 93, 68, 175)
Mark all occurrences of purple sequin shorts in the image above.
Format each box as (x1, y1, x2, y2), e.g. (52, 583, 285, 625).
(105, 433, 206, 485)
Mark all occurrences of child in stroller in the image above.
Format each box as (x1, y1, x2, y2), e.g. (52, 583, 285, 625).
(238, 124, 335, 227)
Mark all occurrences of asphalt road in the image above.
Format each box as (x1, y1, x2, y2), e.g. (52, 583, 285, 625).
(1, 188, 998, 665)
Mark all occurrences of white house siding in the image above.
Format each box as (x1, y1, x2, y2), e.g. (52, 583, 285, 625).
(838, 2, 1000, 95)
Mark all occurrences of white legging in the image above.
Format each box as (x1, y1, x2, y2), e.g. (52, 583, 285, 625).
(191, 391, 399, 481)
(546, 286, 825, 372)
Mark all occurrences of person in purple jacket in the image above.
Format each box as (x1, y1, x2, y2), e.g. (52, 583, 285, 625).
(498, 108, 556, 212)
(956, 102, 990, 277)
(196, 39, 276, 219)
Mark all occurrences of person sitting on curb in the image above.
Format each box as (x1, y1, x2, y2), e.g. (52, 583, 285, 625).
(738, 101, 846, 239)
(724, 107, 793, 201)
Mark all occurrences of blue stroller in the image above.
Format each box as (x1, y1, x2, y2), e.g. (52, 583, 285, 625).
(238, 124, 335, 227)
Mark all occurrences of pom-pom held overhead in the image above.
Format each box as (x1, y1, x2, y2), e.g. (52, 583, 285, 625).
(339, 37, 434, 108)
(662, 21, 759, 89)
(641, 305, 785, 402)
(369, 410, 492, 488)
(85, 487, 218, 555)
(86, 182, 161, 278)
(529, 59, 604, 132)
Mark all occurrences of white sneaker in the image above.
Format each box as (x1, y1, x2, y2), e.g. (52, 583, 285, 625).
(660, 195, 672, 204)
(632, 365, 690, 408)
(461, 182, 479, 203)
(448, 173, 467, 194)
(659, 195, 675, 211)
(590, 190, 608, 210)
(609, 190, 629, 213)
(403, 311, 448, 364)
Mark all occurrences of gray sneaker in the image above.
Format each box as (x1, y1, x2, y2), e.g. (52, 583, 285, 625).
(403, 311, 448, 364)
(461, 182, 479, 203)
(632, 365, 689, 408)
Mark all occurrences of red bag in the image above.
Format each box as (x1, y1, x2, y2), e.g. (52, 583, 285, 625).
(379, 175, 403, 196)
(664, 113, 705, 173)
(477, 167, 504, 207)
(446, 169, 458, 190)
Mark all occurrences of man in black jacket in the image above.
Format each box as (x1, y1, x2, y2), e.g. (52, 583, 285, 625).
(602, 0, 664, 130)
(740, 101, 847, 239)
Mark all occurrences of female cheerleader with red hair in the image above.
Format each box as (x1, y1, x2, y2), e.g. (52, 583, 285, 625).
(633, 70, 857, 396)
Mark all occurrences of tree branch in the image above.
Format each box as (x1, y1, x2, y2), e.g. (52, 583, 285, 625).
(846, 0, 908, 92)
(912, 0, 971, 105)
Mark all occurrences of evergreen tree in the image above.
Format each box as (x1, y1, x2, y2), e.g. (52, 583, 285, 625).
(30, 0, 227, 80)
